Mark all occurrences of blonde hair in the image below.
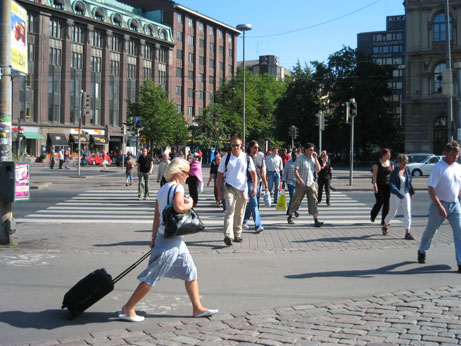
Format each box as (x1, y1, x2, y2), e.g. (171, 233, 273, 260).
(397, 153, 408, 164)
(321, 150, 327, 157)
(166, 157, 190, 182)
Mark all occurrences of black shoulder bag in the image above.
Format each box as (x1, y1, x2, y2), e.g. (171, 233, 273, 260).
(162, 184, 205, 238)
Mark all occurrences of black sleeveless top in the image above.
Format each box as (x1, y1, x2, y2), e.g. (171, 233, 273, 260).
(376, 160, 393, 185)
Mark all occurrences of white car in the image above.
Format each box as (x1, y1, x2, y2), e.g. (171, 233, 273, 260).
(407, 155, 443, 176)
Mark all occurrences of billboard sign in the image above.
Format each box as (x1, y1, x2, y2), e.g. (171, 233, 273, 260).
(11, 1, 28, 74)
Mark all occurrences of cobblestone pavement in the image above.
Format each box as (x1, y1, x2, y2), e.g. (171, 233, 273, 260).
(20, 286, 461, 346)
(4, 163, 461, 346)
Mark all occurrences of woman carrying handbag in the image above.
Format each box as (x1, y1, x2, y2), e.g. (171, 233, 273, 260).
(119, 158, 217, 322)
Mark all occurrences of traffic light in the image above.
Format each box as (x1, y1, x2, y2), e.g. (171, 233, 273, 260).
(318, 113, 325, 130)
(345, 102, 350, 124)
(85, 93, 91, 115)
(349, 98, 357, 118)
(294, 126, 299, 138)
(324, 114, 328, 129)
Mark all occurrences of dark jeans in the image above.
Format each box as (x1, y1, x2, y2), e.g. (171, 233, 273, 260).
(187, 175, 199, 206)
(371, 184, 391, 224)
(317, 177, 330, 204)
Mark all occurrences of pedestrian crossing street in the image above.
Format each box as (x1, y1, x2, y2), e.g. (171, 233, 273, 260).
(16, 188, 400, 226)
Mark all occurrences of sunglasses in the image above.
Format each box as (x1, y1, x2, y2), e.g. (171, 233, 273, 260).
(231, 144, 241, 148)
(182, 170, 190, 176)
(252, 146, 260, 150)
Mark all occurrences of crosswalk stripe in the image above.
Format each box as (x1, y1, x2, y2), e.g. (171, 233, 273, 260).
(20, 189, 399, 225)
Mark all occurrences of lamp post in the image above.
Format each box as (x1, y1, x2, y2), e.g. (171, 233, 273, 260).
(236, 24, 252, 147)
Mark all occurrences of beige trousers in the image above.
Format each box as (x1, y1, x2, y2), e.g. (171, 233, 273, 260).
(223, 184, 249, 239)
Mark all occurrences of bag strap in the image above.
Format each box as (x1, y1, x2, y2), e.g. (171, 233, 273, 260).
(113, 250, 152, 284)
(167, 184, 178, 205)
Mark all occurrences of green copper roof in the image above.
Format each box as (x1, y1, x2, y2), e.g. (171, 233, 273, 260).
(46, 0, 173, 42)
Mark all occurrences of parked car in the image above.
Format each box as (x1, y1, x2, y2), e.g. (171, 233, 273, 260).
(406, 153, 435, 164)
(87, 153, 112, 166)
(407, 155, 443, 176)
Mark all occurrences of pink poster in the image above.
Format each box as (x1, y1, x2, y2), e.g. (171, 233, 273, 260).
(15, 163, 30, 201)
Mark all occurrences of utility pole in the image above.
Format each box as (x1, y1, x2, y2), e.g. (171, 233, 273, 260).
(349, 99, 357, 186)
(0, 0, 14, 244)
(445, 0, 454, 142)
(318, 112, 324, 153)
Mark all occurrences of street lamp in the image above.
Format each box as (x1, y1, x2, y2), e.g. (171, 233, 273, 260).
(236, 23, 252, 147)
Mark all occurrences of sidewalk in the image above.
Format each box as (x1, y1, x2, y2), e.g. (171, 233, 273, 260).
(2, 162, 459, 346)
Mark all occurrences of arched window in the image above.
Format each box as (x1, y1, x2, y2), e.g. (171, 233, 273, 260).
(159, 29, 167, 40)
(434, 63, 446, 93)
(112, 13, 122, 27)
(94, 8, 105, 21)
(434, 12, 453, 42)
(433, 116, 447, 154)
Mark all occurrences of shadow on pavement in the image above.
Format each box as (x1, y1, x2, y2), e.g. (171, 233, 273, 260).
(285, 261, 453, 279)
(94, 241, 149, 247)
(293, 234, 377, 243)
(0, 309, 115, 329)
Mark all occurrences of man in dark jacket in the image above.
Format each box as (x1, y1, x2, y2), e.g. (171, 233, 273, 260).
(137, 148, 153, 200)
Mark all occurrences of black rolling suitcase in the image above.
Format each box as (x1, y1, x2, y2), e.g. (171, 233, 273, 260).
(62, 250, 151, 319)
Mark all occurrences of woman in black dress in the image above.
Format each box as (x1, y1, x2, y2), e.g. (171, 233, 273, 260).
(317, 150, 332, 206)
(370, 148, 394, 225)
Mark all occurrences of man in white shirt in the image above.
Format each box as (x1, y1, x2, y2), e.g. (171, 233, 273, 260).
(265, 147, 284, 204)
(287, 143, 324, 227)
(217, 137, 257, 246)
(418, 141, 461, 273)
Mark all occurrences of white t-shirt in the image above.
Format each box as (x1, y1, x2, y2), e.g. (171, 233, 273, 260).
(218, 152, 255, 191)
(156, 182, 185, 235)
(428, 159, 461, 203)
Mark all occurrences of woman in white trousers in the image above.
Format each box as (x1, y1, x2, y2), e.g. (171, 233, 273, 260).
(382, 153, 415, 240)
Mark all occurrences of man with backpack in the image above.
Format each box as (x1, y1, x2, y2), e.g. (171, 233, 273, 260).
(217, 137, 257, 246)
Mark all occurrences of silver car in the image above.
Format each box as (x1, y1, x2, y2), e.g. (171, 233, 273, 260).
(407, 155, 443, 176)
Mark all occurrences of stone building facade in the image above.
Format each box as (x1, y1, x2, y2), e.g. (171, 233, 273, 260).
(404, 0, 461, 154)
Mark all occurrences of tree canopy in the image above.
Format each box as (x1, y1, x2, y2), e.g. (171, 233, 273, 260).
(126, 80, 189, 148)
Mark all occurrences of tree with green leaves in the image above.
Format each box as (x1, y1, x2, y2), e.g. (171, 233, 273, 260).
(212, 69, 286, 145)
(189, 103, 229, 150)
(126, 80, 189, 149)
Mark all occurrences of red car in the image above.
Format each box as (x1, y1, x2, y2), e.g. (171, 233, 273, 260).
(87, 153, 112, 165)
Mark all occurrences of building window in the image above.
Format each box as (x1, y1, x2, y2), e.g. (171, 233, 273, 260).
(177, 49, 183, 60)
(176, 67, 183, 78)
(199, 73, 204, 83)
(177, 104, 182, 113)
(209, 59, 215, 68)
(91, 31, 103, 47)
(176, 85, 182, 96)
(128, 40, 137, 56)
(199, 22, 204, 32)
(199, 56, 205, 66)
(209, 27, 214, 35)
(219, 45, 224, 56)
(210, 42, 215, 52)
(199, 39, 205, 49)
(27, 14, 36, 33)
(177, 31, 182, 41)
(48, 47, 62, 123)
(434, 63, 446, 93)
(209, 76, 215, 84)
(188, 18, 193, 27)
(228, 64, 233, 74)
(91, 56, 101, 72)
(228, 48, 233, 58)
(143, 67, 152, 80)
(434, 12, 452, 42)
(110, 36, 121, 52)
(188, 35, 194, 46)
(50, 19, 62, 39)
(218, 30, 223, 39)
(188, 88, 194, 98)
(144, 44, 154, 60)
(188, 52, 194, 63)
(177, 13, 182, 23)
(219, 61, 224, 71)
(71, 52, 82, 69)
(188, 106, 193, 117)
(188, 70, 194, 81)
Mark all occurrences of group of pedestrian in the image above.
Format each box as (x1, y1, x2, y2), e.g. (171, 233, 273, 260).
(370, 141, 461, 273)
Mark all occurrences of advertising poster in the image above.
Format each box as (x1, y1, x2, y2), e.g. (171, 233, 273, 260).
(11, 1, 28, 74)
(15, 163, 30, 201)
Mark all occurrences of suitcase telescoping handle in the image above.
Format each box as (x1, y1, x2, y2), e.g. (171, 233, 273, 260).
(112, 250, 152, 284)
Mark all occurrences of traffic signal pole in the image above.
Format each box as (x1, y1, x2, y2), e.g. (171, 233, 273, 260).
(0, 0, 14, 244)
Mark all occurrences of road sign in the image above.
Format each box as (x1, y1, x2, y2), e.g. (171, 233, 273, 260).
(139, 137, 146, 145)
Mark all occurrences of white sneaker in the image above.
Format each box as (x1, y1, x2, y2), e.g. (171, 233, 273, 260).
(256, 226, 264, 233)
(243, 223, 249, 229)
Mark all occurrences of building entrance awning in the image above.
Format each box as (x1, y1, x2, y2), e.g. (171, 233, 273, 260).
(22, 132, 44, 139)
(91, 135, 108, 145)
(47, 133, 68, 146)
(70, 134, 89, 144)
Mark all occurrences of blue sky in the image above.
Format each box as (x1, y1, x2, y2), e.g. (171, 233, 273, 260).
(176, 0, 405, 70)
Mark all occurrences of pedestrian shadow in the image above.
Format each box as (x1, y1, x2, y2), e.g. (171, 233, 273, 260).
(186, 240, 231, 250)
(0, 309, 114, 329)
(94, 241, 149, 247)
(293, 234, 377, 243)
(285, 261, 453, 279)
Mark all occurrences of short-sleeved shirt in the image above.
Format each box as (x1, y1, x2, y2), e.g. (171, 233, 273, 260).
(428, 159, 461, 203)
(137, 155, 153, 173)
(157, 182, 185, 236)
(265, 154, 283, 173)
(295, 154, 316, 187)
(247, 152, 265, 184)
(218, 152, 255, 191)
